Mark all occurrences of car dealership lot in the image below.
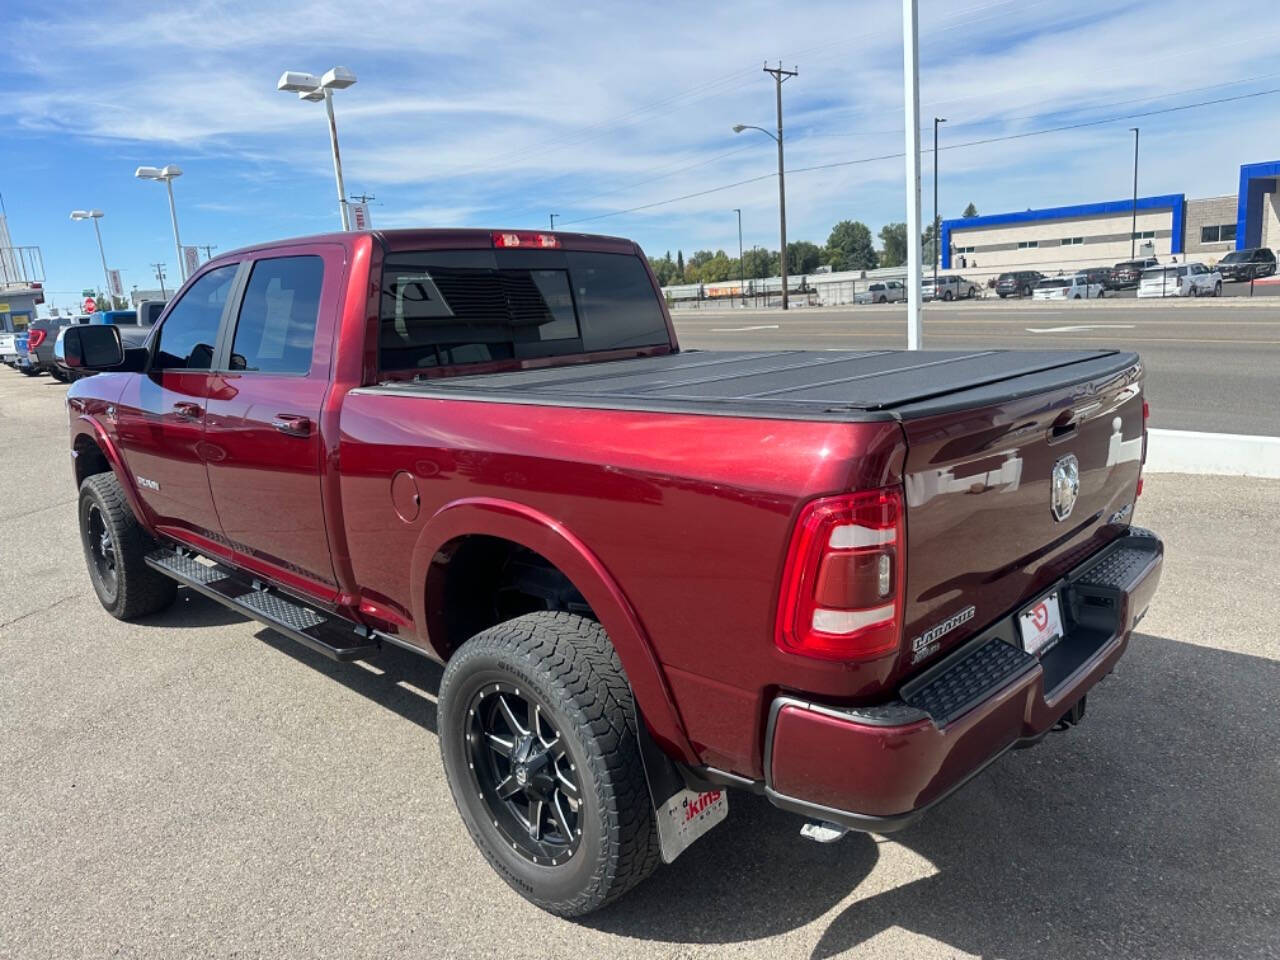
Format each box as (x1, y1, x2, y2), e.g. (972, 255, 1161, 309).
(673, 299, 1280, 436)
(1, 368, 1277, 959)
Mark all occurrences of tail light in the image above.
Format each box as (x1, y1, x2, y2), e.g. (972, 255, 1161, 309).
(776, 487, 905, 661)
(27, 328, 47, 350)
(492, 231, 560, 249)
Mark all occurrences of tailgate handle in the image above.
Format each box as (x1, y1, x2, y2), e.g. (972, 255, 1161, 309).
(1049, 418, 1078, 443)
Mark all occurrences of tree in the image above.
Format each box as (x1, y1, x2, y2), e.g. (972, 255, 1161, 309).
(922, 223, 939, 268)
(676, 250, 685, 282)
(787, 240, 823, 276)
(962, 202, 979, 218)
(878, 222, 907, 268)
(741, 246, 774, 279)
(824, 220, 878, 272)
(648, 252, 678, 286)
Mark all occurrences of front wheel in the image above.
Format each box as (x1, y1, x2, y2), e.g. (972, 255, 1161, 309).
(438, 612, 660, 917)
(1214, 281, 1223, 297)
(78, 473, 177, 619)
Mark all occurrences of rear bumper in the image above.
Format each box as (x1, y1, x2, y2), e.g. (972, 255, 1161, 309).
(764, 526, 1163, 832)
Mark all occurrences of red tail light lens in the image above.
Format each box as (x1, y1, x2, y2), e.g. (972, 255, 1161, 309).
(27, 328, 47, 350)
(492, 231, 560, 249)
(776, 487, 905, 661)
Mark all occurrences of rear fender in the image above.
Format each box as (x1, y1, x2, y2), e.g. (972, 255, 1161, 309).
(71, 415, 155, 535)
(412, 496, 698, 764)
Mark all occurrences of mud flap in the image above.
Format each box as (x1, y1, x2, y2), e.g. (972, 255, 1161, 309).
(636, 714, 728, 863)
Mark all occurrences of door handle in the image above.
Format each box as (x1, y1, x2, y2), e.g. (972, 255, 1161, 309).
(271, 414, 312, 438)
(172, 401, 202, 421)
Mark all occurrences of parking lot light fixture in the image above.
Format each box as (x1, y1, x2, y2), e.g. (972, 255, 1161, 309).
(70, 209, 112, 305)
(278, 66, 358, 230)
(135, 164, 187, 281)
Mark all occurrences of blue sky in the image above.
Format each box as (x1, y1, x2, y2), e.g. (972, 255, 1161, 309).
(3, 0, 1279, 310)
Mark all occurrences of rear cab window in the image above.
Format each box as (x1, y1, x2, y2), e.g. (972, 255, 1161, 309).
(378, 248, 669, 374)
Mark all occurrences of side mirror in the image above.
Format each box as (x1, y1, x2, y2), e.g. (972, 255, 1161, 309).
(63, 324, 124, 370)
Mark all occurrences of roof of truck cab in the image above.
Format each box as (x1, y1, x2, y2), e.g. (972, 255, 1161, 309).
(208, 228, 640, 262)
(361, 349, 1141, 422)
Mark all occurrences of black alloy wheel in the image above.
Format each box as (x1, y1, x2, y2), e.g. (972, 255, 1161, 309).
(465, 681, 582, 866)
(86, 502, 119, 602)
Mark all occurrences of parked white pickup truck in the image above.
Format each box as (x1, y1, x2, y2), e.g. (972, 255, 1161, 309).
(855, 280, 907, 304)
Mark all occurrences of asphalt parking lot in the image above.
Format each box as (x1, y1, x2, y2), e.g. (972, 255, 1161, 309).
(1, 367, 1277, 959)
(673, 297, 1280, 436)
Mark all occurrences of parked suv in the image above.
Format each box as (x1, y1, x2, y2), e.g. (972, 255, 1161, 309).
(1216, 247, 1276, 282)
(995, 271, 1043, 298)
(922, 275, 979, 301)
(1076, 266, 1117, 290)
(1112, 258, 1159, 289)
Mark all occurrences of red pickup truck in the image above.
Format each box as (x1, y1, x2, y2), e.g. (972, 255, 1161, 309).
(63, 228, 1163, 916)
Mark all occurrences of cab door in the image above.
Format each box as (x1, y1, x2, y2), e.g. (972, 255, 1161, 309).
(201, 247, 342, 596)
(113, 263, 240, 544)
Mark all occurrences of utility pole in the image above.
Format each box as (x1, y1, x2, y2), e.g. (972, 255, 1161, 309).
(933, 117, 946, 292)
(1130, 127, 1140, 260)
(734, 208, 745, 308)
(349, 192, 376, 204)
(550, 213, 558, 230)
(196, 244, 217, 260)
(902, 0, 924, 349)
(763, 61, 797, 310)
(151, 262, 168, 299)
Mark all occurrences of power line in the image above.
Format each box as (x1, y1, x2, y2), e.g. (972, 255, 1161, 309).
(561, 86, 1280, 226)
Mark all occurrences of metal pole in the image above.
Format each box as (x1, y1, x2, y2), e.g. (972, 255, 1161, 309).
(550, 213, 558, 230)
(902, 0, 924, 349)
(1130, 127, 1139, 260)
(735, 208, 745, 307)
(324, 88, 351, 231)
(933, 117, 944, 293)
(91, 217, 111, 305)
(165, 177, 185, 280)
(763, 63, 797, 311)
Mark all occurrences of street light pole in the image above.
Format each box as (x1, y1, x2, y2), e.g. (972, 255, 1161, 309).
(734, 208, 745, 307)
(902, 0, 924, 350)
(1130, 127, 1140, 260)
(322, 89, 350, 231)
(933, 117, 946, 293)
(278, 67, 358, 230)
(70, 210, 112, 303)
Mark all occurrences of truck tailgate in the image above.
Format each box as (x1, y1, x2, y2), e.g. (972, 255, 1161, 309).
(894, 352, 1144, 678)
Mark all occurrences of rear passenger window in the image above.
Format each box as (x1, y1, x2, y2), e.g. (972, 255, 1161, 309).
(153, 265, 237, 371)
(229, 256, 324, 374)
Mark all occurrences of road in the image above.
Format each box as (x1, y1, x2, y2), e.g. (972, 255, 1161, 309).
(1, 367, 1277, 959)
(673, 298, 1280, 435)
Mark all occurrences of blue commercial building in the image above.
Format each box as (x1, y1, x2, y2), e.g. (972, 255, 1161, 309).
(940, 161, 1278, 274)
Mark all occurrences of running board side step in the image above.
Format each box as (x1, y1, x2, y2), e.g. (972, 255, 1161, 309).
(145, 548, 379, 662)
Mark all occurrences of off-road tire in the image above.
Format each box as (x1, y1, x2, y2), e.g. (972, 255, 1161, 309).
(438, 611, 661, 916)
(78, 472, 177, 619)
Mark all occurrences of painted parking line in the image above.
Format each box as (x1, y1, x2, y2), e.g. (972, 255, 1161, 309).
(1025, 324, 1137, 333)
(708, 324, 781, 333)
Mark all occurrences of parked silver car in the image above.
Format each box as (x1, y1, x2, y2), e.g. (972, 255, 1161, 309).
(854, 280, 906, 304)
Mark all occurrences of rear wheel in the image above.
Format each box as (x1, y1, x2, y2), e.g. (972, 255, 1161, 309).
(943, 290, 953, 301)
(1214, 281, 1223, 297)
(20, 366, 39, 376)
(78, 473, 177, 619)
(438, 612, 660, 916)
(49, 368, 68, 383)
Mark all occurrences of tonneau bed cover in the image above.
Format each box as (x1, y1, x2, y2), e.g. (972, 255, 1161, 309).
(365, 349, 1139, 421)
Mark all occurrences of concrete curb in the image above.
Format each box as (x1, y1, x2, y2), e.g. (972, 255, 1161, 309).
(1146, 429, 1280, 478)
